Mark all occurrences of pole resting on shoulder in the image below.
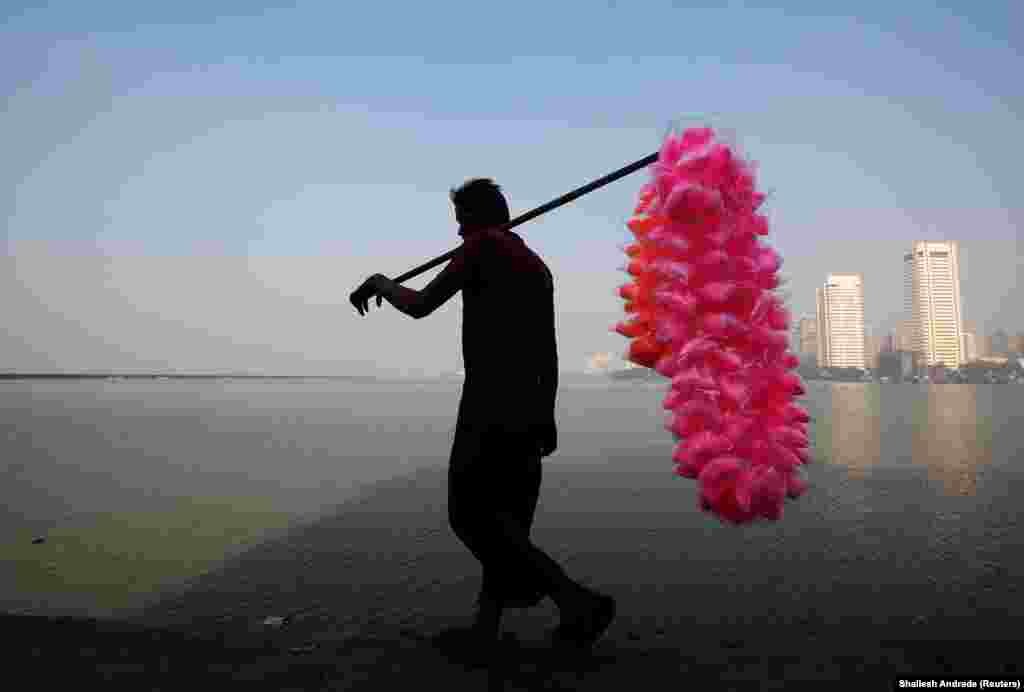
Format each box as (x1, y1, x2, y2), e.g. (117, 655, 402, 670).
(391, 151, 660, 284)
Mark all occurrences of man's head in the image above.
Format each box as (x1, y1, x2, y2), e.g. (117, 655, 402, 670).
(450, 178, 510, 238)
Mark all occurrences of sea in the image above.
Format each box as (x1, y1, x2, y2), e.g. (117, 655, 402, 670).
(1, 376, 1022, 620)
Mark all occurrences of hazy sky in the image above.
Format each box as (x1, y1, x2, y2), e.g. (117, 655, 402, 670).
(3, 1, 1021, 376)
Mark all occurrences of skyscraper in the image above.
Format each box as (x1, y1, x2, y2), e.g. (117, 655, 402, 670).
(881, 332, 895, 353)
(904, 241, 964, 367)
(584, 351, 613, 374)
(962, 322, 979, 363)
(816, 274, 866, 369)
(895, 321, 915, 352)
(864, 332, 882, 370)
(815, 288, 826, 368)
(798, 316, 818, 358)
(977, 333, 991, 358)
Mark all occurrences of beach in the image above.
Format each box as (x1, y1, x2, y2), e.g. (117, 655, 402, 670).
(6, 461, 1020, 690)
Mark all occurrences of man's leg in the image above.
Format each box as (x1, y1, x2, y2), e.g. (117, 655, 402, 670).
(473, 591, 503, 640)
(486, 508, 596, 619)
(448, 425, 611, 641)
(447, 425, 509, 645)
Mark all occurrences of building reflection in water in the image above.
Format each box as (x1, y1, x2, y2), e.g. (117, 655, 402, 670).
(811, 383, 994, 497)
(813, 383, 882, 480)
(910, 385, 991, 497)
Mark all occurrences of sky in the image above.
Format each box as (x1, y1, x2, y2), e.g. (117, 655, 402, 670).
(2, 0, 1021, 377)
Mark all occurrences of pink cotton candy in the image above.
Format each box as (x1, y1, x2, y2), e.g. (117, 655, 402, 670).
(658, 133, 685, 167)
(654, 318, 688, 347)
(767, 441, 802, 473)
(701, 312, 734, 337)
(734, 466, 759, 512)
(647, 226, 692, 255)
(667, 401, 722, 436)
(711, 348, 744, 372)
(705, 228, 731, 246)
(656, 170, 683, 204)
(778, 372, 805, 396)
(757, 271, 781, 290)
(699, 281, 736, 304)
(770, 424, 809, 450)
(663, 388, 684, 410)
(664, 183, 723, 224)
(782, 403, 811, 424)
(718, 377, 751, 408)
(680, 126, 715, 151)
(654, 289, 698, 318)
(675, 337, 717, 366)
(746, 465, 786, 519)
(614, 124, 811, 525)
(671, 367, 704, 391)
(749, 293, 779, 324)
(786, 471, 809, 498)
(698, 249, 730, 269)
(650, 257, 693, 282)
(721, 412, 755, 442)
(673, 441, 716, 478)
(754, 246, 782, 274)
(654, 351, 684, 377)
(725, 229, 758, 257)
(761, 328, 790, 354)
(698, 456, 744, 503)
(766, 304, 790, 332)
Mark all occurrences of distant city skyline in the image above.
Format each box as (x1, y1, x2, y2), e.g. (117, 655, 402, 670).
(787, 237, 1023, 373)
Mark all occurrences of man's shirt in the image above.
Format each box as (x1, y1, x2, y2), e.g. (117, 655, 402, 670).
(423, 228, 557, 430)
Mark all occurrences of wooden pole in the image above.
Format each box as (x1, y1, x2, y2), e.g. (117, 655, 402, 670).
(390, 151, 659, 284)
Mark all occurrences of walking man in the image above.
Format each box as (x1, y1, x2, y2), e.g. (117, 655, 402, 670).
(350, 178, 615, 654)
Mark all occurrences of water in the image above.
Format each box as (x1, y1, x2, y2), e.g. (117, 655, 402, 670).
(1, 378, 1022, 620)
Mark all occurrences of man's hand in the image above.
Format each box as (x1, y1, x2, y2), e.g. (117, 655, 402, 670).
(536, 420, 557, 458)
(350, 274, 388, 316)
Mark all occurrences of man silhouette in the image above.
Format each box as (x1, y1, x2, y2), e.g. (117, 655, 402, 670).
(350, 178, 615, 654)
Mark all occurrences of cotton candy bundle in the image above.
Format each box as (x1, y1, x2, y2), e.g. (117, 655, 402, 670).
(613, 125, 811, 524)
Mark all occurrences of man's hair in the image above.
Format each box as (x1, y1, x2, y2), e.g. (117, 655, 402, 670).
(449, 178, 511, 227)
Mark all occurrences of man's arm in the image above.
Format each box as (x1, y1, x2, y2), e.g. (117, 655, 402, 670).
(376, 239, 476, 319)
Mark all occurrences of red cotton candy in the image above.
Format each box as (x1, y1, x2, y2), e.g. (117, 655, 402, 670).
(614, 123, 811, 525)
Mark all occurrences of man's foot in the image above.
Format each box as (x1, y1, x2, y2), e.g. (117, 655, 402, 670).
(550, 590, 616, 650)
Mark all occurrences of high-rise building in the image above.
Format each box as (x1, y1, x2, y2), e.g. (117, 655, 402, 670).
(864, 332, 882, 370)
(815, 289, 826, 368)
(816, 274, 866, 369)
(584, 352, 613, 374)
(962, 322, 979, 363)
(798, 316, 818, 357)
(881, 333, 895, 353)
(895, 320, 915, 352)
(904, 241, 964, 367)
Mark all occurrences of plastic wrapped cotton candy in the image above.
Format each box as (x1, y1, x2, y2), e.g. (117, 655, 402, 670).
(612, 123, 811, 525)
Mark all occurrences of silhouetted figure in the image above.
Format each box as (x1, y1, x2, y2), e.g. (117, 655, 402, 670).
(351, 179, 615, 656)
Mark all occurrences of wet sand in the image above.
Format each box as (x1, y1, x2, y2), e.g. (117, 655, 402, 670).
(4, 463, 1021, 689)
